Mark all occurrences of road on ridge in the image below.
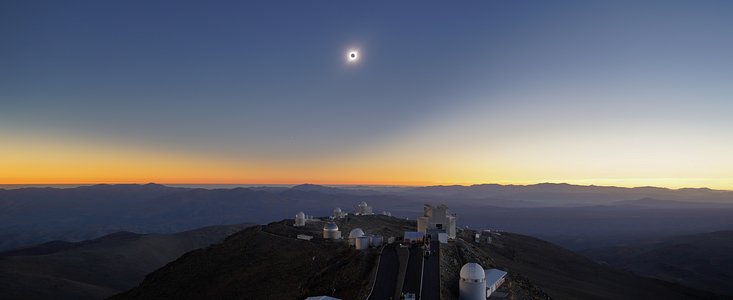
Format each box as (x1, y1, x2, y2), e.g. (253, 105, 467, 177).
(369, 244, 399, 300)
(402, 244, 424, 299)
(421, 241, 441, 300)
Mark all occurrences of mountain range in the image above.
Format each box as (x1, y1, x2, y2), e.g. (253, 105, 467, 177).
(1, 183, 732, 251)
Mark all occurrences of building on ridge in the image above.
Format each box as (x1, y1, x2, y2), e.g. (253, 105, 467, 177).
(322, 222, 341, 239)
(354, 201, 373, 215)
(294, 212, 306, 227)
(417, 204, 457, 240)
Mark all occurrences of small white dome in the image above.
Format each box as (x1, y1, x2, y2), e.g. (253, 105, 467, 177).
(349, 228, 365, 238)
(296, 212, 305, 218)
(358, 201, 368, 207)
(323, 222, 339, 231)
(334, 208, 342, 213)
(460, 263, 485, 280)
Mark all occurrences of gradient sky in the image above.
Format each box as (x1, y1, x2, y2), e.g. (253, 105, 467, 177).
(2, 0, 732, 188)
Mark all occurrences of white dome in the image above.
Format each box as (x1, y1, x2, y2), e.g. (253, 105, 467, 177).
(358, 201, 368, 207)
(334, 208, 342, 213)
(323, 222, 339, 231)
(296, 212, 305, 218)
(349, 228, 365, 238)
(460, 263, 485, 280)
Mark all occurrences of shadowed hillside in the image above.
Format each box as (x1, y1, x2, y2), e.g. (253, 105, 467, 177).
(460, 230, 726, 300)
(112, 216, 723, 300)
(0, 224, 252, 300)
(581, 231, 733, 296)
(111, 215, 418, 300)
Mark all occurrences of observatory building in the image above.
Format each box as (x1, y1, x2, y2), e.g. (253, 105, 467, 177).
(322, 222, 341, 239)
(459, 263, 486, 300)
(348, 228, 365, 246)
(417, 204, 457, 239)
(332, 207, 347, 219)
(485, 269, 507, 297)
(294, 212, 306, 227)
(354, 201, 373, 215)
(354, 235, 370, 250)
(459, 262, 508, 299)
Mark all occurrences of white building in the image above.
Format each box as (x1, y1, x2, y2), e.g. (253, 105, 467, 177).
(322, 222, 341, 239)
(297, 234, 313, 241)
(438, 233, 449, 244)
(294, 212, 306, 227)
(348, 228, 365, 246)
(355, 236, 370, 250)
(354, 201, 373, 215)
(333, 207, 347, 219)
(459, 263, 486, 300)
(485, 269, 507, 297)
(417, 204, 457, 240)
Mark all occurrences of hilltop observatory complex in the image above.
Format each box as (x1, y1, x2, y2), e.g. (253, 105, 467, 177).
(287, 202, 509, 299)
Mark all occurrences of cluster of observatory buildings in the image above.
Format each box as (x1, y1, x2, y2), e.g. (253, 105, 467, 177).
(293, 202, 506, 299)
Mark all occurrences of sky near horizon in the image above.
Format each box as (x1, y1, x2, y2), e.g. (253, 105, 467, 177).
(2, 1, 732, 189)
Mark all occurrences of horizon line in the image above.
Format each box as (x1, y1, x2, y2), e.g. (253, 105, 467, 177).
(1, 181, 730, 192)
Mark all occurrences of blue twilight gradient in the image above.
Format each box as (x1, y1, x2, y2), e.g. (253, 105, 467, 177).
(1, 0, 732, 162)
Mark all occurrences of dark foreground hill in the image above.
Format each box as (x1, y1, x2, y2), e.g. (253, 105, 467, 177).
(451, 230, 726, 300)
(112, 215, 416, 300)
(581, 231, 733, 296)
(112, 215, 722, 300)
(0, 223, 251, 300)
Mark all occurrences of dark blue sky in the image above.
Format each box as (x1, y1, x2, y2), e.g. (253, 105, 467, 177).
(2, 0, 732, 186)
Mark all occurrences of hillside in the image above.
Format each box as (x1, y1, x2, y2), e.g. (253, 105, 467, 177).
(581, 231, 733, 296)
(0, 223, 251, 300)
(455, 230, 725, 300)
(112, 215, 418, 300)
(112, 215, 722, 300)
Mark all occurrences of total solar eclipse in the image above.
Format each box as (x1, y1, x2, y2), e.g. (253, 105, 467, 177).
(347, 51, 358, 62)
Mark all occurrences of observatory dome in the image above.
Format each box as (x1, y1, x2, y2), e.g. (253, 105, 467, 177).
(323, 222, 339, 231)
(296, 212, 305, 218)
(334, 208, 342, 213)
(460, 263, 486, 281)
(358, 201, 368, 208)
(349, 228, 365, 239)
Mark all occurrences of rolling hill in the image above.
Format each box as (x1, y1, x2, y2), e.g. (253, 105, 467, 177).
(581, 231, 733, 296)
(112, 216, 723, 300)
(0, 223, 252, 300)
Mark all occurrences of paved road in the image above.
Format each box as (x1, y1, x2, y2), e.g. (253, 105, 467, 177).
(420, 241, 441, 300)
(369, 244, 399, 300)
(402, 244, 424, 298)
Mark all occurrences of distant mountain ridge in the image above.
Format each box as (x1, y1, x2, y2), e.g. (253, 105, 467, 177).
(409, 183, 733, 205)
(1, 183, 732, 251)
